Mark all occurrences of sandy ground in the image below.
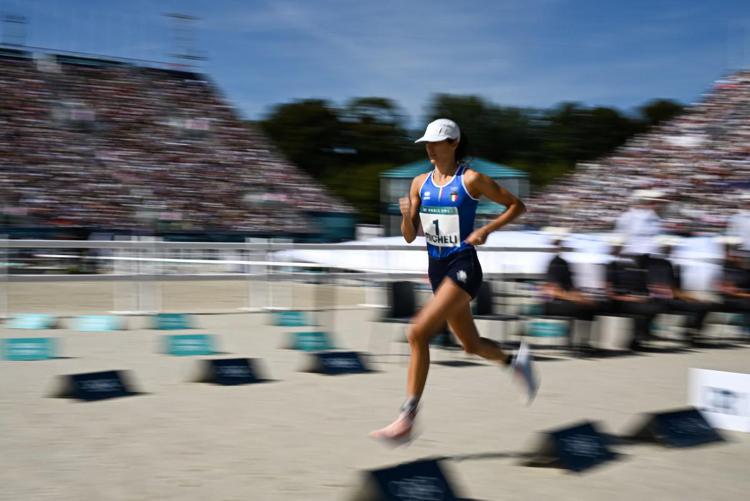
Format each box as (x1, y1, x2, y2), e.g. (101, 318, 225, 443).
(1, 284, 749, 500)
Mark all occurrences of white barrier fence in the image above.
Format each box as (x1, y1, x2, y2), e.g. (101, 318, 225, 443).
(0, 237, 549, 317)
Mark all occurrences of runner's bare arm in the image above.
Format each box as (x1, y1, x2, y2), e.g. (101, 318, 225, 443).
(400, 174, 426, 243)
(463, 170, 526, 245)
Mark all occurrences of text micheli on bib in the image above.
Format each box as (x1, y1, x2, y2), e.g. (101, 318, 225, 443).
(420, 206, 460, 247)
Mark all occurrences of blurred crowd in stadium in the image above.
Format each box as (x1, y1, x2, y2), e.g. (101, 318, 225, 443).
(1, 50, 750, 241)
(0, 51, 350, 234)
(529, 72, 750, 235)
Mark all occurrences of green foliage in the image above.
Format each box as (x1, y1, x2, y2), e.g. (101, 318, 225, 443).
(256, 94, 684, 216)
(510, 160, 571, 187)
(638, 99, 685, 127)
(339, 97, 412, 167)
(259, 99, 342, 178)
(322, 163, 395, 223)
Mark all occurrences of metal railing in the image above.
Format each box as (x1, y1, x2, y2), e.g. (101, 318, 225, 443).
(0, 238, 551, 316)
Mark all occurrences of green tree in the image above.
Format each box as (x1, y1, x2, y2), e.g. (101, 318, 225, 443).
(540, 102, 640, 166)
(341, 97, 411, 165)
(424, 94, 543, 163)
(258, 94, 684, 218)
(638, 99, 684, 127)
(259, 99, 342, 178)
(324, 162, 393, 223)
(259, 97, 417, 223)
(425, 94, 497, 156)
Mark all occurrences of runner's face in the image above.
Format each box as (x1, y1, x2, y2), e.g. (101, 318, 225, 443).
(425, 139, 457, 165)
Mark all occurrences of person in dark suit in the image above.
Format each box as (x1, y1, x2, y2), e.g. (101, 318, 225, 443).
(541, 229, 601, 354)
(605, 236, 661, 351)
(716, 237, 750, 332)
(646, 236, 710, 345)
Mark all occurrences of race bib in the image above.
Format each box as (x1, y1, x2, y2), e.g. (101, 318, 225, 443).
(420, 206, 460, 247)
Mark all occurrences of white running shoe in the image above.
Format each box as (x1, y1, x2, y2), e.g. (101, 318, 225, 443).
(511, 342, 539, 404)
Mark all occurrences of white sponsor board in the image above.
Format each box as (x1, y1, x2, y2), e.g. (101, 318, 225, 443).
(689, 369, 750, 432)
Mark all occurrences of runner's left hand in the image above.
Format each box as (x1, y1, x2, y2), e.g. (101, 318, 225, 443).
(464, 229, 488, 246)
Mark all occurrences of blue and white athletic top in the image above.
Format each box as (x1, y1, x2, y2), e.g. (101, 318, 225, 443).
(418, 164, 479, 259)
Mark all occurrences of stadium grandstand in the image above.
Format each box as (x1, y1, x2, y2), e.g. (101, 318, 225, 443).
(0, 46, 355, 241)
(528, 71, 750, 235)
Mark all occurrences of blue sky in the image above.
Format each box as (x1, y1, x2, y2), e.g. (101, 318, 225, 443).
(2, 0, 749, 124)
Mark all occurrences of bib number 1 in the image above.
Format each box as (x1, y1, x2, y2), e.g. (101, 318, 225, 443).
(420, 207, 460, 247)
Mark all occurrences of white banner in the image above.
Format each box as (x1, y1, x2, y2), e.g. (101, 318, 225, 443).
(689, 369, 750, 432)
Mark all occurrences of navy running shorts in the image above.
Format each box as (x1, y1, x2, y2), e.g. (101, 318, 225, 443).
(428, 248, 483, 299)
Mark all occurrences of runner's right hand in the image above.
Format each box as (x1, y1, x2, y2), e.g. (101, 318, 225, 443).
(399, 196, 411, 217)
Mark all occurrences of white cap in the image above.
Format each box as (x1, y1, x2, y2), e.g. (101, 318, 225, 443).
(542, 226, 570, 238)
(633, 189, 665, 201)
(655, 235, 680, 247)
(717, 236, 742, 246)
(608, 234, 625, 246)
(414, 118, 460, 143)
